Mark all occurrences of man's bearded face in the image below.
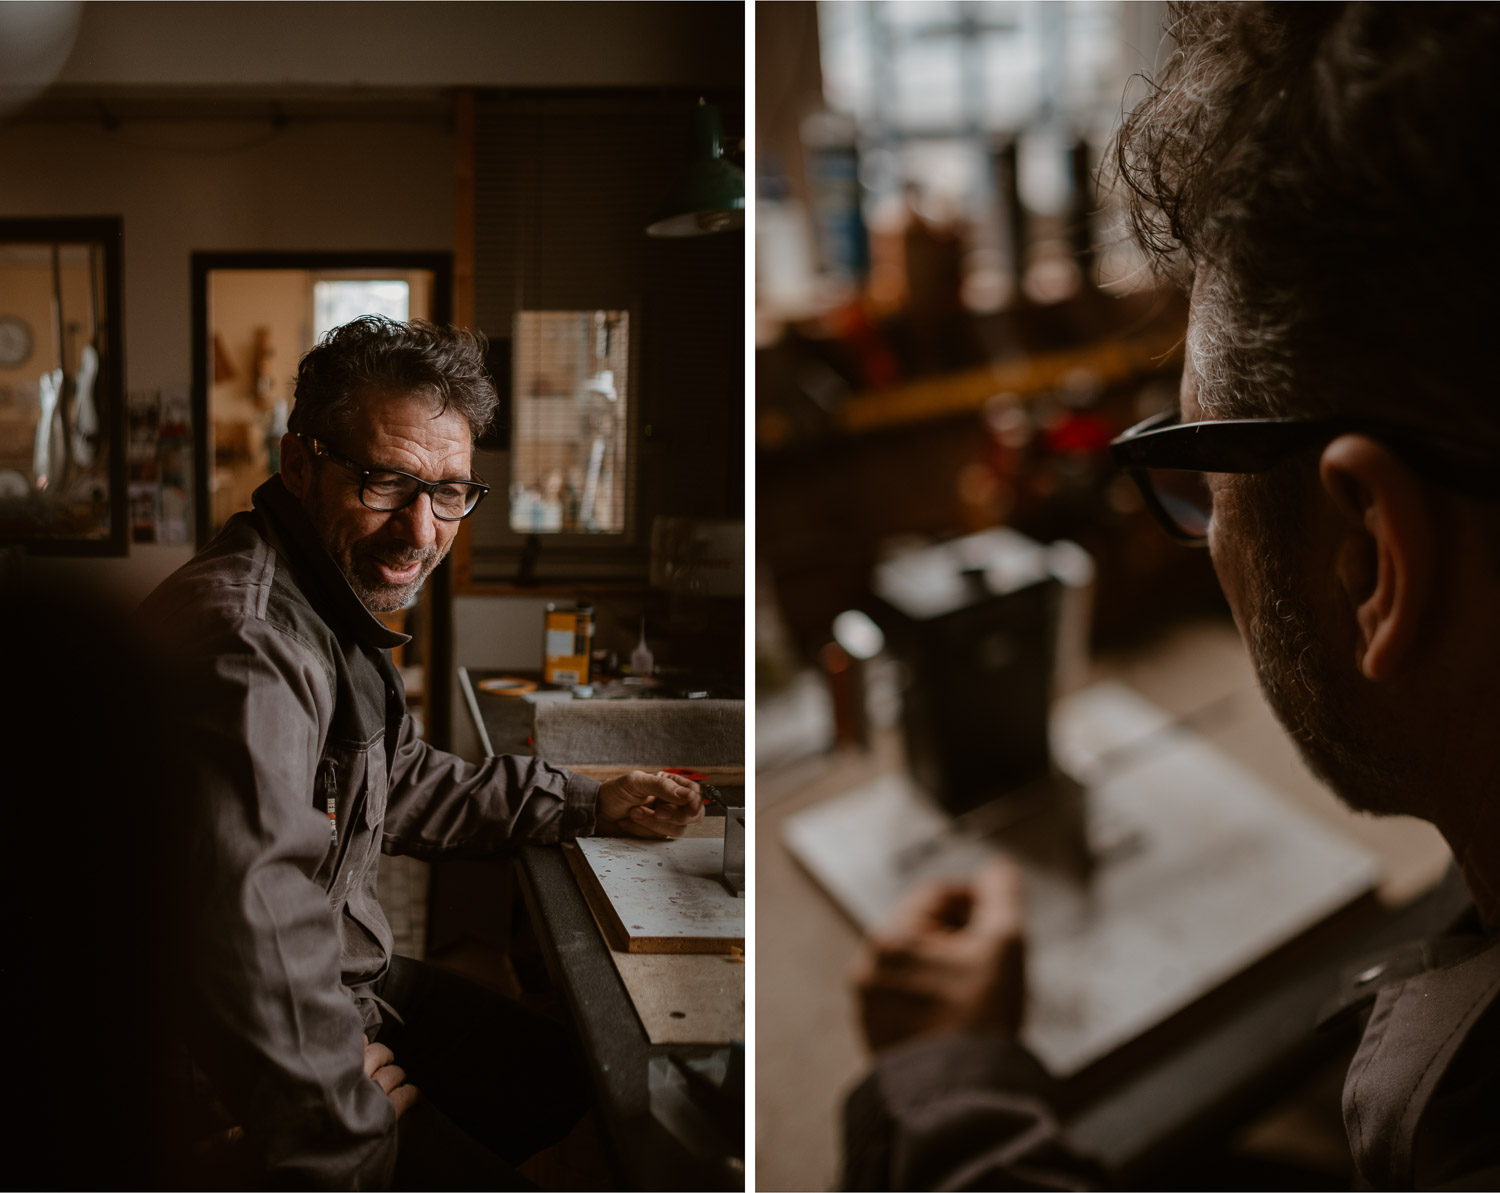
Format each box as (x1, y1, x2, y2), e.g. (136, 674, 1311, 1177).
(1183, 295, 1410, 818)
(298, 391, 470, 614)
(1223, 477, 1409, 817)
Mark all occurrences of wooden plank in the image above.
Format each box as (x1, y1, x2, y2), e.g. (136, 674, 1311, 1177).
(758, 330, 1185, 448)
(607, 947, 745, 1045)
(567, 836, 745, 954)
(566, 841, 634, 952)
(564, 821, 746, 1043)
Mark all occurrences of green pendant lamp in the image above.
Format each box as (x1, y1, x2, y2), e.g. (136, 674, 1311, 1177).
(646, 98, 745, 238)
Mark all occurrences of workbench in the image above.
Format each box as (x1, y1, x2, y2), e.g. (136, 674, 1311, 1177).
(458, 669, 746, 1190)
(516, 834, 744, 1190)
(757, 617, 1454, 1191)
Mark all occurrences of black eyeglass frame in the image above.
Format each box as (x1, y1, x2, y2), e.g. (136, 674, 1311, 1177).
(299, 434, 490, 522)
(1110, 410, 1500, 546)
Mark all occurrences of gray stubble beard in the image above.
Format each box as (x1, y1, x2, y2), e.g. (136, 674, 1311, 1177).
(1244, 540, 1414, 820)
(340, 542, 446, 614)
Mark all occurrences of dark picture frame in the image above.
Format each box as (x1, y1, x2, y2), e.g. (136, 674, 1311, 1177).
(0, 216, 128, 556)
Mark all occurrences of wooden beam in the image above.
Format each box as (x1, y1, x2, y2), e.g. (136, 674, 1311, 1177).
(758, 328, 1185, 449)
(453, 86, 477, 591)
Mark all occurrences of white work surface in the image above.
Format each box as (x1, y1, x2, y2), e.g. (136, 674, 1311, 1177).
(781, 680, 1380, 1078)
(756, 619, 1452, 1193)
(564, 820, 746, 1045)
(571, 834, 746, 953)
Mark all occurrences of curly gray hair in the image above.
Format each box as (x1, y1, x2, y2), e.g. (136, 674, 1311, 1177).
(289, 316, 499, 445)
(1112, 2, 1500, 438)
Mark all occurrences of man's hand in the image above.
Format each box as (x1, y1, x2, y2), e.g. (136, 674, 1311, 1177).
(364, 1040, 419, 1119)
(853, 857, 1027, 1053)
(596, 770, 705, 839)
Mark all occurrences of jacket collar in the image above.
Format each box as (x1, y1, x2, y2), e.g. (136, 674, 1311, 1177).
(252, 475, 411, 651)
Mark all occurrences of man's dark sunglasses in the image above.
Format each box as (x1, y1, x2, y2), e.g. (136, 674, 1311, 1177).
(1110, 410, 1500, 545)
(300, 434, 489, 522)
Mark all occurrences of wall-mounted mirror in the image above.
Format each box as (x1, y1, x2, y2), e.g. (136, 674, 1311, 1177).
(0, 217, 126, 555)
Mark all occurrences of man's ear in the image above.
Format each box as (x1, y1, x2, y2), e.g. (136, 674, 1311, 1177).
(1319, 434, 1433, 682)
(281, 432, 311, 499)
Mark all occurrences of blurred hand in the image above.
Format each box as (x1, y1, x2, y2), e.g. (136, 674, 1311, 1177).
(597, 770, 705, 839)
(853, 857, 1027, 1053)
(364, 1040, 419, 1119)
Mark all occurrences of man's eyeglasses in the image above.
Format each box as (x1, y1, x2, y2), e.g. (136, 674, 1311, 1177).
(299, 434, 490, 522)
(1109, 410, 1500, 545)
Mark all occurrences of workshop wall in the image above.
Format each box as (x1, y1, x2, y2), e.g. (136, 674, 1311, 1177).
(0, 112, 454, 597)
(1, 1, 744, 596)
(48, 1, 744, 92)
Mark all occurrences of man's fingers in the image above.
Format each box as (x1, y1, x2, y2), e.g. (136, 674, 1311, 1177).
(967, 857, 1026, 938)
(373, 1062, 407, 1096)
(638, 797, 704, 826)
(388, 1082, 421, 1120)
(645, 770, 702, 806)
(363, 1040, 395, 1078)
(882, 878, 973, 938)
(622, 809, 685, 839)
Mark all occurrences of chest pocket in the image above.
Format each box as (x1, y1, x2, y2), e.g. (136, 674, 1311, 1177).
(312, 734, 388, 894)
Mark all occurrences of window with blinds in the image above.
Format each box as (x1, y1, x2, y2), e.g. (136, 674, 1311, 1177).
(464, 89, 745, 583)
(509, 309, 629, 535)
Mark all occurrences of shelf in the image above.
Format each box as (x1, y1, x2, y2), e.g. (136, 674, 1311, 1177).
(758, 327, 1185, 450)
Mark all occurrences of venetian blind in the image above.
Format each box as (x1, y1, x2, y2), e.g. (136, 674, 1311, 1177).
(467, 90, 745, 579)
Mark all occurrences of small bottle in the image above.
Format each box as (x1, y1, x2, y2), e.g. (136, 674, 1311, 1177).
(544, 602, 593, 686)
(630, 617, 654, 678)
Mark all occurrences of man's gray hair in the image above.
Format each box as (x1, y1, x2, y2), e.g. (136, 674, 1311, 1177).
(288, 316, 499, 445)
(1113, 2, 1500, 438)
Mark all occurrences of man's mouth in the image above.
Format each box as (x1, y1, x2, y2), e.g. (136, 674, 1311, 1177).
(377, 560, 421, 584)
(370, 554, 427, 586)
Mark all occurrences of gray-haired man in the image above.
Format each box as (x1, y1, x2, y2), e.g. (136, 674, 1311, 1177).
(843, 5, 1500, 1189)
(142, 316, 702, 1187)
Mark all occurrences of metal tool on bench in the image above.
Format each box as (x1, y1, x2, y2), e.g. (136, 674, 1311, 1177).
(703, 783, 745, 897)
(869, 528, 1065, 815)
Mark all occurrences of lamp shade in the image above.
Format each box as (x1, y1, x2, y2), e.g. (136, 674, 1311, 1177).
(646, 100, 745, 238)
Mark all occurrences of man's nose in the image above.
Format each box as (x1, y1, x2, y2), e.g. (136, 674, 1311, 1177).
(388, 493, 440, 548)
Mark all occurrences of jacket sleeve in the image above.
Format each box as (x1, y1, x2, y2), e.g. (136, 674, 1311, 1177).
(380, 712, 599, 859)
(843, 1035, 1107, 1192)
(178, 618, 397, 1190)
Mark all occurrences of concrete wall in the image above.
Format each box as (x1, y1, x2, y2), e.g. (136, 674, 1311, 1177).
(2, 0, 743, 697)
(0, 113, 454, 593)
(449, 593, 552, 761)
(53, 1, 744, 90)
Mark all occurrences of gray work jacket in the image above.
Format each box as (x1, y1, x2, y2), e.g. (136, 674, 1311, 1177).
(139, 475, 599, 1188)
(843, 904, 1500, 1191)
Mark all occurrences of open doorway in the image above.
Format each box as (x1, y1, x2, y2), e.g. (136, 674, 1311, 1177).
(199, 264, 439, 537)
(190, 250, 455, 741)
(191, 250, 454, 961)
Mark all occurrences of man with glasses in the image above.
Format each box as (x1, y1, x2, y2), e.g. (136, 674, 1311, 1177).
(843, 4, 1500, 1189)
(140, 316, 702, 1187)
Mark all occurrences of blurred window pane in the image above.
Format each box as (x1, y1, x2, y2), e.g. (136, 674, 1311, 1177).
(891, 33, 966, 130)
(509, 310, 629, 536)
(313, 280, 410, 341)
(820, 0, 1130, 136)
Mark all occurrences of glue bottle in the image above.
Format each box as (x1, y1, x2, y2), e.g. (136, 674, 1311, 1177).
(630, 616, 654, 678)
